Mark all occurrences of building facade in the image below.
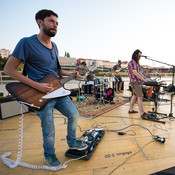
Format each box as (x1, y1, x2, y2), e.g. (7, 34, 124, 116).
(0, 49, 11, 58)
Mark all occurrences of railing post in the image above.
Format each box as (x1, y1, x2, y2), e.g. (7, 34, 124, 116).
(0, 72, 2, 85)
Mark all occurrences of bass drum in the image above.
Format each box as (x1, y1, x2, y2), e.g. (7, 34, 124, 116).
(95, 88, 114, 102)
(104, 88, 114, 102)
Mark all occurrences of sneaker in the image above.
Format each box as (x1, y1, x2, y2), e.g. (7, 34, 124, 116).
(141, 112, 151, 119)
(69, 140, 88, 151)
(45, 154, 61, 167)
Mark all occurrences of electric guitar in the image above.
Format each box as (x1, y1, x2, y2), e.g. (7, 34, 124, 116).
(6, 73, 77, 111)
(113, 67, 128, 76)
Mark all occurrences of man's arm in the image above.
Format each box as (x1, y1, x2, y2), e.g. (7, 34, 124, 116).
(139, 71, 152, 81)
(62, 69, 80, 78)
(4, 56, 53, 93)
(132, 69, 151, 82)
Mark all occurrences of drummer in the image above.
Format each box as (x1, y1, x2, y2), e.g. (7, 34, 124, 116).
(85, 71, 94, 85)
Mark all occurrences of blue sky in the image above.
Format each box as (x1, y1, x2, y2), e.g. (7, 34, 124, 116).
(0, 0, 175, 67)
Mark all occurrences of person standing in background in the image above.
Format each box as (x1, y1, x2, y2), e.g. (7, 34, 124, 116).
(112, 60, 123, 93)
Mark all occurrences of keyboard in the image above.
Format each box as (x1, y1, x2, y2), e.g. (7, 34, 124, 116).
(143, 81, 160, 86)
(143, 81, 166, 86)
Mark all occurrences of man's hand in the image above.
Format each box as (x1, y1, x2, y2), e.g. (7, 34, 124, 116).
(144, 78, 153, 82)
(36, 83, 53, 93)
(75, 72, 81, 78)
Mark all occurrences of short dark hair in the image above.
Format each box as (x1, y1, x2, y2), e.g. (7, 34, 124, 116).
(35, 9, 58, 21)
(118, 60, 121, 63)
(132, 49, 142, 65)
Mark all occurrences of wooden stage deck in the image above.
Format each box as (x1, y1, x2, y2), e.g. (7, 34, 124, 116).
(0, 86, 175, 175)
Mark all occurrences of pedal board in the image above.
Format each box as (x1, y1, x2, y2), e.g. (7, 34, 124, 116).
(65, 129, 105, 160)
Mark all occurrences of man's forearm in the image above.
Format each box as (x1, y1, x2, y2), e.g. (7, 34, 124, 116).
(6, 69, 40, 89)
(139, 72, 147, 79)
(133, 71, 145, 81)
(61, 70, 73, 76)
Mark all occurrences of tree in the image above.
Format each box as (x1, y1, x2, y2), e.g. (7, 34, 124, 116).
(67, 52, 70, 57)
(81, 61, 87, 67)
(64, 51, 70, 57)
(0, 55, 9, 70)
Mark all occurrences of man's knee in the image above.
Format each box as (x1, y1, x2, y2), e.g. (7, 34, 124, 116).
(138, 96, 143, 100)
(70, 111, 79, 121)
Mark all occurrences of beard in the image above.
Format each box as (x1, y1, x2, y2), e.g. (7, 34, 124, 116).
(43, 24, 57, 37)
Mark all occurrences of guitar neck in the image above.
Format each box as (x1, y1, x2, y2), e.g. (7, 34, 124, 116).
(59, 73, 77, 85)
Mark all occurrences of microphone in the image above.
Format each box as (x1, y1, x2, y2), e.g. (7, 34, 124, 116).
(141, 55, 148, 58)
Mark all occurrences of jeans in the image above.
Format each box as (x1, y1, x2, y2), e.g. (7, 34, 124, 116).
(35, 96, 79, 158)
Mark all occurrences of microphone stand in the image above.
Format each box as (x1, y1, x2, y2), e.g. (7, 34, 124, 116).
(143, 56, 175, 118)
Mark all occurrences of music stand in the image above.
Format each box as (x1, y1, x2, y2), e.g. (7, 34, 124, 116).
(143, 56, 175, 118)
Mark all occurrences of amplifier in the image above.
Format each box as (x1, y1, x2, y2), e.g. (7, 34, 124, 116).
(65, 129, 105, 160)
(0, 95, 29, 119)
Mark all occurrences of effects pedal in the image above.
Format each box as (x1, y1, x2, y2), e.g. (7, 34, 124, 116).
(65, 128, 105, 160)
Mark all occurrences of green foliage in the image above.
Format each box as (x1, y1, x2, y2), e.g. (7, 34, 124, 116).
(67, 52, 70, 57)
(0, 55, 9, 70)
(65, 51, 70, 57)
(81, 61, 86, 66)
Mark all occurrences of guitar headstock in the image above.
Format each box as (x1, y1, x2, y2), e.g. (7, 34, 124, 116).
(78, 64, 97, 76)
(88, 64, 97, 71)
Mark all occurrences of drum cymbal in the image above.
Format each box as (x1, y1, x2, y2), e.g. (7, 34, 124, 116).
(95, 84, 103, 86)
(76, 78, 85, 81)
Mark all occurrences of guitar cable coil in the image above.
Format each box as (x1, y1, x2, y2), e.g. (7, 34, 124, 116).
(1, 103, 86, 171)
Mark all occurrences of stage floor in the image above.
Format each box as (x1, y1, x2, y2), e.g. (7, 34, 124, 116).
(1, 85, 175, 175)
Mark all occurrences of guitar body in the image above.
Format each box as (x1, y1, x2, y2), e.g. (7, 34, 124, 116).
(114, 68, 122, 76)
(6, 74, 72, 111)
(114, 67, 127, 77)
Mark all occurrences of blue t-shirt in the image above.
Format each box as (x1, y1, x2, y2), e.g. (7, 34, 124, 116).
(12, 34, 58, 81)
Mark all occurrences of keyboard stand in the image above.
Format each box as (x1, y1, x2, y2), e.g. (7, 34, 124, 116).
(144, 85, 166, 124)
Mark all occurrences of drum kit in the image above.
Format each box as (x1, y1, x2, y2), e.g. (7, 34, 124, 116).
(81, 77, 118, 108)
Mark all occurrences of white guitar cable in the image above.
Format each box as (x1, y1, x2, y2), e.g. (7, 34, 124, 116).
(1, 103, 87, 171)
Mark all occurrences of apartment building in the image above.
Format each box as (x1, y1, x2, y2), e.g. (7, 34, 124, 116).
(0, 49, 11, 58)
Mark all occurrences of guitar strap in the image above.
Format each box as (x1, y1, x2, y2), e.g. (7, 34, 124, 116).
(53, 46, 63, 78)
(22, 45, 63, 78)
(22, 65, 27, 76)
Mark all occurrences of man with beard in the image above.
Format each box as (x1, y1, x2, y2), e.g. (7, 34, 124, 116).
(4, 9, 87, 167)
(128, 49, 152, 118)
